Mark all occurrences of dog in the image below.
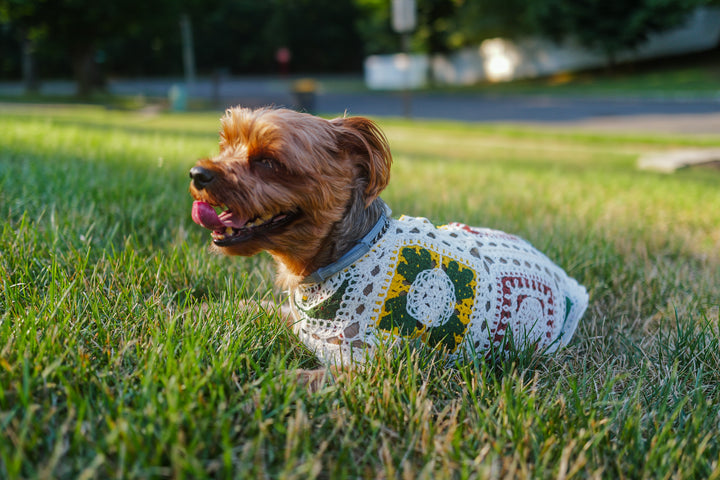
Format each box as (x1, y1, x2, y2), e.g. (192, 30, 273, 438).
(189, 106, 588, 382)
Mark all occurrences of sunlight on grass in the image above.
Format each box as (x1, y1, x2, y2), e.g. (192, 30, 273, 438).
(1, 105, 719, 478)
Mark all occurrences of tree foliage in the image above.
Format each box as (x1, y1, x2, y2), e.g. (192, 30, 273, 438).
(0, 0, 715, 93)
(0, 0, 363, 94)
(0, 0, 181, 94)
(525, 0, 709, 65)
(354, 0, 401, 56)
(356, 0, 712, 65)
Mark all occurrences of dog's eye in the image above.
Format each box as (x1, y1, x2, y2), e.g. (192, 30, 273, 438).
(256, 158, 276, 171)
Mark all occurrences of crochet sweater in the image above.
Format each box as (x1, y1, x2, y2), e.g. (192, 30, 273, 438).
(290, 215, 588, 366)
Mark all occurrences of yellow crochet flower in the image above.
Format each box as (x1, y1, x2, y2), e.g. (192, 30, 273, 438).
(377, 245, 476, 352)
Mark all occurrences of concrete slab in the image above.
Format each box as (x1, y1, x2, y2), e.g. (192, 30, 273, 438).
(540, 113, 720, 135)
(637, 148, 720, 172)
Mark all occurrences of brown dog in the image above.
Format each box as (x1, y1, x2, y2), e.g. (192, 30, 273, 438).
(190, 107, 587, 384)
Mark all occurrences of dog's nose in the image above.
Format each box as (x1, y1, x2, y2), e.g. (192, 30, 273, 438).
(189, 166, 215, 190)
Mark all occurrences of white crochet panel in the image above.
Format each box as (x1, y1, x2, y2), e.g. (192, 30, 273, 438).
(290, 216, 588, 366)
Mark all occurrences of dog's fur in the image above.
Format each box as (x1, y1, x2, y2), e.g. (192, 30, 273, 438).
(190, 107, 585, 389)
(190, 107, 396, 388)
(190, 107, 392, 291)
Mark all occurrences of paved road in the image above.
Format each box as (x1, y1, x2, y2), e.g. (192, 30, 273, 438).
(218, 89, 720, 135)
(3, 76, 719, 134)
(165, 76, 720, 134)
(318, 92, 720, 125)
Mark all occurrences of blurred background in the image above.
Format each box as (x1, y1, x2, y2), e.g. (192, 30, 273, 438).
(0, 0, 719, 125)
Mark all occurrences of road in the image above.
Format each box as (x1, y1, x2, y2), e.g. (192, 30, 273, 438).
(316, 93, 720, 134)
(2, 76, 719, 134)
(216, 88, 720, 135)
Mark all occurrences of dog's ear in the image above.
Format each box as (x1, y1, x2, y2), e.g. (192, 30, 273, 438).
(331, 116, 392, 206)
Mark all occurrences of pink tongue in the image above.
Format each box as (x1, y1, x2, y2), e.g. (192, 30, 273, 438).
(192, 201, 224, 230)
(218, 210, 250, 229)
(191, 201, 249, 231)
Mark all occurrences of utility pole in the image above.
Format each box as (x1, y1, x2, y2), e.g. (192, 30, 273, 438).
(391, 0, 416, 118)
(180, 14, 196, 95)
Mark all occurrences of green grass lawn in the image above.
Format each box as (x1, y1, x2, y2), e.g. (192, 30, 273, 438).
(1, 104, 719, 478)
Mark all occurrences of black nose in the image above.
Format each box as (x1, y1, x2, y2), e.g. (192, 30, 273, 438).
(189, 166, 215, 190)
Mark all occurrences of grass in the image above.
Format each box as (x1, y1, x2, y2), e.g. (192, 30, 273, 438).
(1, 104, 720, 478)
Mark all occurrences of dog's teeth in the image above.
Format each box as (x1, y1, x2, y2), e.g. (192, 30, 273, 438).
(225, 227, 234, 235)
(260, 214, 273, 222)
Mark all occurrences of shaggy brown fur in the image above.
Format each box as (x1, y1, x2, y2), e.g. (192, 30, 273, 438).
(189, 107, 392, 291)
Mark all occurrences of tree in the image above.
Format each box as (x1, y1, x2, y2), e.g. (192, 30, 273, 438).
(415, 0, 459, 54)
(0, 0, 180, 95)
(1, 0, 366, 90)
(354, 0, 401, 56)
(450, 0, 536, 46)
(526, 0, 707, 66)
(168, 0, 364, 74)
(0, 0, 41, 90)
(352, 0, 713, 68)
(267, 0, 364, 72)
(354, 0, 464, 55)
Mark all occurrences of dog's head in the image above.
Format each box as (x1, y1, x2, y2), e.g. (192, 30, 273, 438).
(189, 107, 392, 276)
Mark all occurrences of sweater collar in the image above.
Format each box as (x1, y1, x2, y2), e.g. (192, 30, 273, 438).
(301, 207, 390, 284)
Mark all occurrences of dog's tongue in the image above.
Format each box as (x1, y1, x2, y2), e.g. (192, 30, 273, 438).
(192, 201, 248, 230)
(192, 201, 224, 229)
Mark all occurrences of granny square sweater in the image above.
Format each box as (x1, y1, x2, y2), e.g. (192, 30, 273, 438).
(290, 215, 588, 366)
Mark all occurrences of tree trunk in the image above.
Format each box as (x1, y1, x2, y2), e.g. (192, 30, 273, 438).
(72, 47, 95, 97)
(603, 48, 617, 74)
(21, 36, 40, 93)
